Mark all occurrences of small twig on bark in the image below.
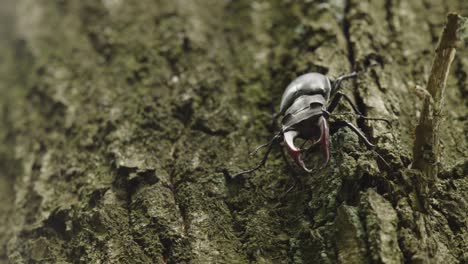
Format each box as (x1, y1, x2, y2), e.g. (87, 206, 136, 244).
(412, 14, 468, 185)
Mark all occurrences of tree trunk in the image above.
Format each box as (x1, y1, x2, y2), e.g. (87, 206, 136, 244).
(0, 0, 466, 263)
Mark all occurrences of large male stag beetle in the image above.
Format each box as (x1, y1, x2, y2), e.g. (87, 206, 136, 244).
(234, 70, 389, 176)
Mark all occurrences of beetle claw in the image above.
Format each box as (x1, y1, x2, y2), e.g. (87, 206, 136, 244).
(318, 116, 330, 167)
(302, 117, 330, 169)
(284, 130, 313, 172)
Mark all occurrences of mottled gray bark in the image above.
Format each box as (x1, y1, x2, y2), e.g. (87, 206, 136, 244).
(0, 0, 466, 263)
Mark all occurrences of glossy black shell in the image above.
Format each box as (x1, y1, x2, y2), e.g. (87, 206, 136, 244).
(279, 73, 332, 114)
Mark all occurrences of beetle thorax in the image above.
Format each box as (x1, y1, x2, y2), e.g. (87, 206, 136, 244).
(280, 73, 330, 131)
(279, 72, 332, 114)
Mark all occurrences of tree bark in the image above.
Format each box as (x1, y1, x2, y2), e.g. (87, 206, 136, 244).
(0, 0, 466, 263)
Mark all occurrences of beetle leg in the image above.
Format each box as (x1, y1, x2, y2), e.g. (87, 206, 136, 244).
(331, 72, 358, 94)
(331, 120, 374, 148)
(357, 115, 392, 126)
(328, 92, 391, 126)
(250, 131, 283, 156)
(328, 92, 361, 114)
(250, 137, 276, 156)
(330, 120, 390, 167)
(331, 65, 380, 94)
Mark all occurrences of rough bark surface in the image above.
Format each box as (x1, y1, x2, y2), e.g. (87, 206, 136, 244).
(0, 0, 466, 263)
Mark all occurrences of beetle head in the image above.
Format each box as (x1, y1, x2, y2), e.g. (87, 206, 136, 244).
(283, 116, 329, 172)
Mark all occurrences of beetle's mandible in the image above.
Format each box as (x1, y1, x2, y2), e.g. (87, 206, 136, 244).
(234, 70, 390, 176)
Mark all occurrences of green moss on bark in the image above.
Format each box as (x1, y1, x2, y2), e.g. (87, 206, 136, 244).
(0, 0, 467, 263)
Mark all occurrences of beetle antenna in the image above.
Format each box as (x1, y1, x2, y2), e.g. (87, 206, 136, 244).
(233, 133, 282, 177)
(249, 142, 270, 156)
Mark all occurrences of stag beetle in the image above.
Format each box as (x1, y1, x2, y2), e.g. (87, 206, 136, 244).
(234, 70, 389, 176)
